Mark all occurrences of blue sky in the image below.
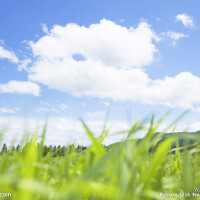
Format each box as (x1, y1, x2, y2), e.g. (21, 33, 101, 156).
(0, 0, 200, 145)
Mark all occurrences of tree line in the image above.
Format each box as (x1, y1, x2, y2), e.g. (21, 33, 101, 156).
(0, 143, 87, 157)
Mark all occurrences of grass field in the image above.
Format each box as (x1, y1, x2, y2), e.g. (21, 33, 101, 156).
(0, 115, 200, 200)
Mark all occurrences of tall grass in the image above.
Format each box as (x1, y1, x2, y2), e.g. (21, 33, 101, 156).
(0, 115, 200, 200)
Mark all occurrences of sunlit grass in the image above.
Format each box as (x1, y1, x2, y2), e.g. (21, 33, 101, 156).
(0, 114, 200, 200)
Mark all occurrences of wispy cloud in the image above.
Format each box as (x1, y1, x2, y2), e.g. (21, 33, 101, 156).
(0, 107, 16, 114)
(59, 103, 69, 111)
(0, 46, 18, 63)
(119, 19, 125, 23)
(41, 23, 49, 34)
(39, 107, 57, 112)
(39, 102, 69, 112)
(87, 111, 105, 119)
(18, 59, 31, 71)
(103, 102, 110, 107)
(39, 102, 57, 112)
(162, 31, 189, 45)
(176, 14, 194, 28)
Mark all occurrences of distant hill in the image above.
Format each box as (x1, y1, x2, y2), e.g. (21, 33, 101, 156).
(106, 130, 200, 151)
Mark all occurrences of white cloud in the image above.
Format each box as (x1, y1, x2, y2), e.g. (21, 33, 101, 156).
(176, 14, 194, 28)
(103, 102, 110, 107)
(0, 116, 130, 146)
(39, 103, 69, 112)
(156, 17, 161, 22)
(39, 107, 57, 112)
(163, 31, 189, 45)
(59, 103, 69, 111)
(143, 72, 200, 109)
(18, 59, 31, 71)
(0, 81, 40, 96)
(0, 107, 16, 114)
(30, 19, 160, 69)
(24, 19, 200, 109)
(41, 23, 49, 34)
(39, 101, 53, 106)
(185, 122, 200, 132)
(0, 115, 199, 146)
(87, 111, 106, 119)
(0, 46, 18, 63)
(38, 102, 57, 112)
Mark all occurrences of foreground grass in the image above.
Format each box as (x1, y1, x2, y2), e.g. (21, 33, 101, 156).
(0, 116, 200, 200)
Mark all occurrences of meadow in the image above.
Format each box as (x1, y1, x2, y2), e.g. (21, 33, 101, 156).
(0, 114, 200, 200)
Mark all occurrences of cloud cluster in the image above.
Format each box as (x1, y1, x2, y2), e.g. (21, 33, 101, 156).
(0, 116, 129, 146)
(0, 81, 40, 96)
(29, 20, 156, 99)
(176, 14, 194, 28)
(25, 19, 200, 109)
(1, 115, 200, 146)
(0, 19, 197, 109)
(0, 45, 40, 96)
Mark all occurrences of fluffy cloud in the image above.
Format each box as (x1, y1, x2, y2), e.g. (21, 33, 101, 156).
(163, 31, 189, 45)
(30, 19, 159, 69)
(0, 46, 18, 63)
(176, 14, 194, 28)
(26, 19, 200, 109)
(0, 81, 40, 96)
(143, 72, 200, 109)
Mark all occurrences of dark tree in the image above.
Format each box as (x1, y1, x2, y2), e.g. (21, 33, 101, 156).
(16, 145, 20, 152)
(1, 143, 7, 154)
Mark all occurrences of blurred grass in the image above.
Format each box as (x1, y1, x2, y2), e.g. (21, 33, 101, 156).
(0, 115, 200, 200)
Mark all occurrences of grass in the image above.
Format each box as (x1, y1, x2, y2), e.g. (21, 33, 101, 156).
(0, 115, 200, 200)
